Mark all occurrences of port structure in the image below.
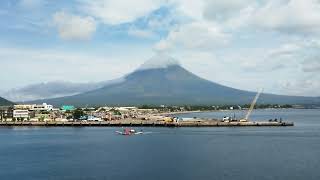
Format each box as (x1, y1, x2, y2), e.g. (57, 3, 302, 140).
(241, 88, 263, 122)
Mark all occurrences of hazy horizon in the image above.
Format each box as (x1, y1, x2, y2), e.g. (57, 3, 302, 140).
(1, 0, 320, 96)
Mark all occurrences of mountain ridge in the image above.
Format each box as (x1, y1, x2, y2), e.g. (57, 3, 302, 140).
(0, 96, 13, 106)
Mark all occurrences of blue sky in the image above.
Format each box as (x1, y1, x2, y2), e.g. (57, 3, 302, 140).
(0, 0, 320, 96)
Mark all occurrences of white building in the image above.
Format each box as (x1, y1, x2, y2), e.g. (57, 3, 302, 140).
(32, 103, 53, 111)
(14, 103, 53, 111)
(13, 110, 30, 119)
(14, 104, 33, 110)
(87, 116, 103, 122)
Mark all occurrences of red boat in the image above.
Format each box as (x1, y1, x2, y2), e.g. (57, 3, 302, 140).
(116, 128, 143, 135)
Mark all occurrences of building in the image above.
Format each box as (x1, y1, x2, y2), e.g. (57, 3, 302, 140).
(87, 115, 103, 122)
(61, 105, 75, 111)
(14, 103, 53, 111)
(117, 107, 138, 111)
(13, 110, 30, 120)
(32, 103, 53, 111)
(14, 104, 33, 110)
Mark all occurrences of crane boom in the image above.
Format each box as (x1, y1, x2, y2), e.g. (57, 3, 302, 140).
(243, 88, 263, 121)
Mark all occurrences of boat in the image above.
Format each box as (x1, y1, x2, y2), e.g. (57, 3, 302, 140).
(116, 128, 143, 135)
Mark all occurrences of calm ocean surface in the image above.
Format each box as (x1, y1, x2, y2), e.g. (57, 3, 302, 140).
(0, 109, 319, 180)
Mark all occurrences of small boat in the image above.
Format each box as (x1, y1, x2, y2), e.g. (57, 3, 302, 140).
(116, 128, 143, 135)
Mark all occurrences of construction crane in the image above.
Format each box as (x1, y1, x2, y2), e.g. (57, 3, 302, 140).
(240, 88, 263, 122)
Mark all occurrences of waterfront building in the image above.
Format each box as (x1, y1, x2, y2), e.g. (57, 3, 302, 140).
(13, 110, 30, 120)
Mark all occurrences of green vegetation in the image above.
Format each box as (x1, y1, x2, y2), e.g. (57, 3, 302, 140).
(38, 116, 45, 122)
(110, 108, 122, 115)
(72, 108, 84, 119)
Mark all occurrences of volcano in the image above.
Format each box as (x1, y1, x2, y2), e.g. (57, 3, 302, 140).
(30, 55, 319, 106)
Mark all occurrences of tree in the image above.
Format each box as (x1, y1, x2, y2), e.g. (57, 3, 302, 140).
(73, 108, 84, 120)
(38, 116, 45, 122)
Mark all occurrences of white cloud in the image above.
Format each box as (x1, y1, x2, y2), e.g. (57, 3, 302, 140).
(169, 0, 206, 20)
(0, 47, 147, 90)
(155, 21, 229, 51)
(252, 0, 320, 34)
(203, 0, 254, 21)
(231, 42, 310, 73)
(302, 59, 320, 72)
(19, 0, 44, 9)
(268, 43, 301, 58)
(277, 75, 320, 96)
(53, 11, 97, 40)
(170, 50, 286, 95)
(269, 40, 320, 73)
(128, 27, 156, 39)
(137, 53, 180, 70)
(78, 0, 165, 25)
(171, 0, 320, 35)
(3, 0, 320, 97)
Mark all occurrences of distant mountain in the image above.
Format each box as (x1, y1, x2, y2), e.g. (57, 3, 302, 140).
(0, 96, 13, 106)
(1, 79, 124, 102)
(29, 54, 320, 106)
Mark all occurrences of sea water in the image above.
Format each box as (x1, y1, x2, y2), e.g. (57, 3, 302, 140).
(0, 109, 319, 180)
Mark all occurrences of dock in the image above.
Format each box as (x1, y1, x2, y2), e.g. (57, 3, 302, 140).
(0, 120, 294, 127)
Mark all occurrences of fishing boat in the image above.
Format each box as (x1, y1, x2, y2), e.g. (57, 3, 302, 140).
(116, 128, 143, 135)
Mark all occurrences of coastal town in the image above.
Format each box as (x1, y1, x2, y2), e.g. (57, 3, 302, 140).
(0, 103, 163, 122)
(0, 102, 295, 127)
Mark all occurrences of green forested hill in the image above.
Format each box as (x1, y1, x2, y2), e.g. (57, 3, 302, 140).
(0, 97, 13, 106)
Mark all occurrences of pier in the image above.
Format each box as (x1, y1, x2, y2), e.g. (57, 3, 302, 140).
(0, 120, 294, 127)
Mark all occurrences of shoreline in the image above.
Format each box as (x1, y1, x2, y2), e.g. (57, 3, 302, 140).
(0, 120, 294, 127)
(159, 108, 315, 116)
